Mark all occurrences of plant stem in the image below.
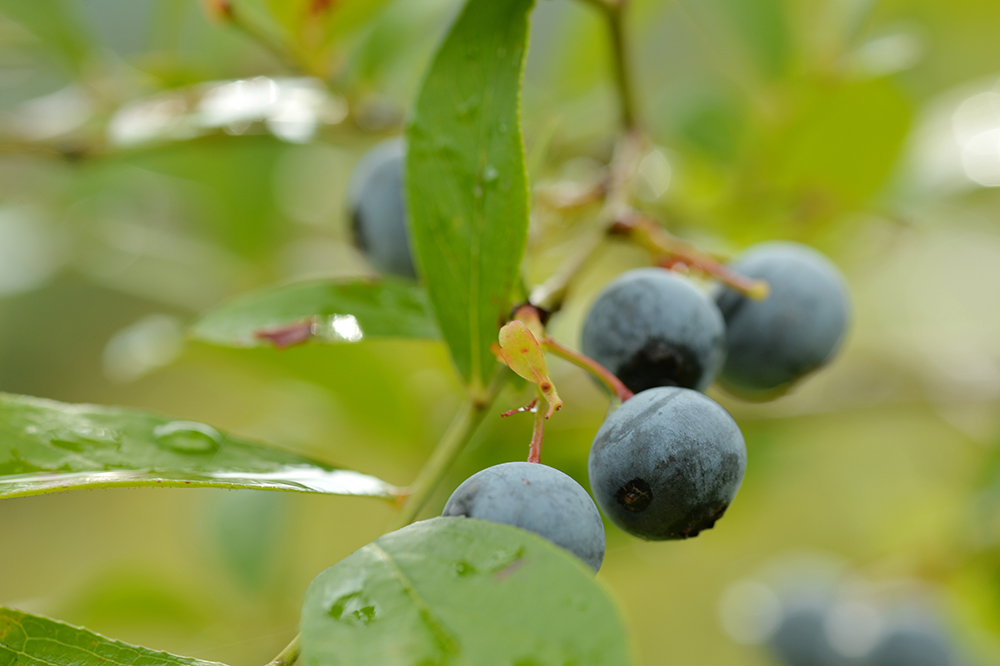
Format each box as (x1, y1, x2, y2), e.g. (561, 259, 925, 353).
(543, 337, 634, 403)
(528, 132, 644, 313)
(576, 0, 638, 130)
(613, 215, 770, 299)
(264, 635, 300, 666)
(527, 397, 545, 463)
(606, 4, 638, 131)
(387, 367, 511, 532)
(217, 2, 324, 78)
(265, 369, 509, 666)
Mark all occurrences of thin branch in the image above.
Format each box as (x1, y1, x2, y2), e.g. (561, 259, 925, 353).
(527, 396, 545, 463)
(543, 336, 634, 403)
(575, 0, 638, 130)
(528, 131, 645, 313)
(216, 2, 325, 78)
(606, 4, 638, 131)
(612, 215, 770, 299)
(264, 635, 300, 666)
(387, 367, 511, 532)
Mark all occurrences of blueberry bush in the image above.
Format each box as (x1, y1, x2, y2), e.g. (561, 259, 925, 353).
(2, 1, 1000, 665)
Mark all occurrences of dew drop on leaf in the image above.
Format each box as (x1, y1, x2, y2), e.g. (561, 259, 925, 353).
(454, 561, 477, 577)
(153, 421, 222, 454)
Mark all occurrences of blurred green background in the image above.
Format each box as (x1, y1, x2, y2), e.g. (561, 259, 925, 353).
(1, 0, 1000, 664)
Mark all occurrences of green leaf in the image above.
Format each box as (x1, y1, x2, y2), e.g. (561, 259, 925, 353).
(0, 393, 398, 500)
(301, 517, 636, 666)
(190, 279, 440, 347)
(406, 0, 534, 394)
(0, 607, 226, 666)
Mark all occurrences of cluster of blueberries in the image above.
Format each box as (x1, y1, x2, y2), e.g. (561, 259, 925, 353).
(767, 593, 962, 666)
(350, 140, 850, 572)
(733, 568, 969, 666)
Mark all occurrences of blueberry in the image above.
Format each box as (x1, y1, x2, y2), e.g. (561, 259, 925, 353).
(864, 614, 957, 666)
(581, 268, 726, 393)
(442, 462, 606, 572)
(714, 242, 850, 400)
(588, 387, 746, 540)
(768, 599, 846, 666)
(347, 138, 417, 279)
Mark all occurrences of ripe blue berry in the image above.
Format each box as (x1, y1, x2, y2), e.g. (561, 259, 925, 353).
(767, 599, 843, 666)
(714, 242, 850, 400)
(865, 614, 957, 666)
(581, 268, 726, 393)
(442, 462, 606, 572)
(347, 138, 417, 279)
(588, 387, 746, 540)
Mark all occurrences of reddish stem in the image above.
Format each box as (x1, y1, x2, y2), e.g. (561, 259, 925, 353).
(542, 337, 634, 403)
(501, 398, 538, 418)
(527, 401, 545, 463)
(613, 216, 769, 299)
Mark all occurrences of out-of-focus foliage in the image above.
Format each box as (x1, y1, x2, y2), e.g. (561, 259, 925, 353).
(0, 0, 999, 664)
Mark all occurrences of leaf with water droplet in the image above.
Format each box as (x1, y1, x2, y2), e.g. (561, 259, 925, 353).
(0, 393, 398, 500)
(191, 278, 439, 348)
(406, 0, 533, 394)
(301, 518, 635, 666)
(0, 607, 228, 666)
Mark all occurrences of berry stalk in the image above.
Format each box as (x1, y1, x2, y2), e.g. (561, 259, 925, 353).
(612, 216, 770, 299)
(542, 336, 634, 403)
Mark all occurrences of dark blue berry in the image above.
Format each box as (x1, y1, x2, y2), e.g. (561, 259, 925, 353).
(581, 268, 726, 393)
(588, 387, 746, 540)
(348, 138, 417, 279)
(442, 462, 606, 572)
(715, 242, 849, 400)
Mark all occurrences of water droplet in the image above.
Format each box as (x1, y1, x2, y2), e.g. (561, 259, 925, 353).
(498, 122, 508, 134)
(433, 138, 461, 159)
(24, 425, 39, 435)
(329, 592, 378, 626)
(483, 545, 525, 575)
(208, 466, 394, 496)
(49, 427, 119, 452)
(313, 314, 363, 343)
(153, 421, 221, 454)
(482, 165, 499, 184)
(454, 561, 477, 577)
(456, 95, 480, 122)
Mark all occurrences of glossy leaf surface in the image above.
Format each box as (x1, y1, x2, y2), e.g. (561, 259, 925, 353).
(0, 607, 226, 666)
(301, 517, 635, 666)
(406, 0, 534, 393)
(190, 279, 440, 347)
(0, 393, 397, 500)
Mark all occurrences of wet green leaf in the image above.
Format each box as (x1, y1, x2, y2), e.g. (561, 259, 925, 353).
(301, 517, 635, 666)
(190, 278, 440, 347)
(406, 0, 534, 394)
(0, 607, 226, 666)
(0, 393, 398, 499)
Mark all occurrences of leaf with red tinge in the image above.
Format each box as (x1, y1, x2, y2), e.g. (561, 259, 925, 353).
(498, 321, 562, 417)
(192, 279, 439, 348)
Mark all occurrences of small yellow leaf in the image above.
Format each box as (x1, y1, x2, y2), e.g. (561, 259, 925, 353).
(498, 321, 547, 384)
(498, 321, 563, 418)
